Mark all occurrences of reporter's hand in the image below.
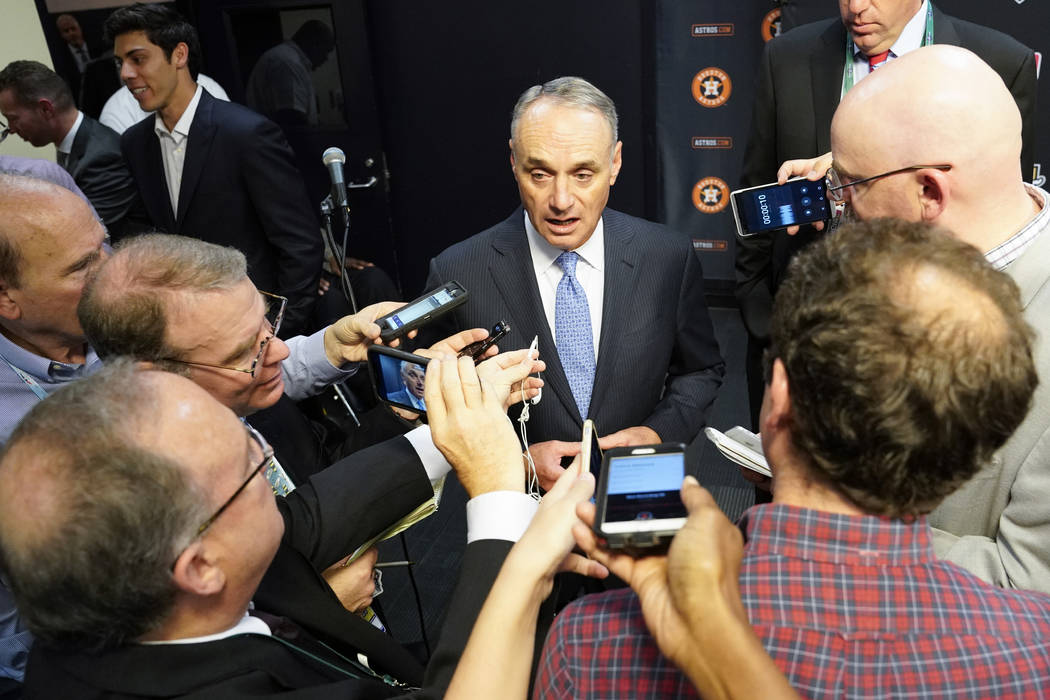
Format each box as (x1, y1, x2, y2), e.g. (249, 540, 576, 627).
(426, 357, 524, 497)
(476, 348, 545, 409)
(776, 151, 832, 236)
(345, 257, 374, 271)
(528, 440, 581, 491)
(598, 425, 660, 450)
(504, 458, 608, 599)
(322, 547, 378, 614)
(323, 300, 406, 366)
(419, 328, 496, 361)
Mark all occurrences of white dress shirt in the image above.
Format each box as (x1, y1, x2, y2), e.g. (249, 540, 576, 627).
(56, 110, 84, 164)
(154, 84, 205, 213)
(524, 211, 605, 359)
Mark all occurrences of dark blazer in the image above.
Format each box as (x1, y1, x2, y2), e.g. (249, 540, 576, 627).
(121, 90, 323, 336)
(735, 6, 1037, 345)
(64, 115, 146, 241)
(423, 208, 724, 448)
(23, 436, 509, 699)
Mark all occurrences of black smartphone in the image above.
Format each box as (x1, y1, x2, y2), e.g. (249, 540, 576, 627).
(376, 281, 469, 342)
(593, 443, 688, 551)
(458, 320, 511, 363)
(367, 345, 430, 415)
(730, 177, 830, 237)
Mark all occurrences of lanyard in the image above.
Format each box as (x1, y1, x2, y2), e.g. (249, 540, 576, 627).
(0, 354, 49, 401)
(841, 1, 934, 98)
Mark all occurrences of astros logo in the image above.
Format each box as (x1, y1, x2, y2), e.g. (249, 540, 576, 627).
(692, 68, 732, 108)
(692, 177, 730, 214)
(761, 8, 782, 42)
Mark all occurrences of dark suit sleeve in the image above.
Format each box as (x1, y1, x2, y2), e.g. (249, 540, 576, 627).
(734, 41, 779, 343)
(643, 247, 724, 443)
(237, 118, 323, 336)
(277, 435, 434, 569)
(73, 121, 142, 234)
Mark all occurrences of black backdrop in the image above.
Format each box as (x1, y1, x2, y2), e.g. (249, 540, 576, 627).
(40, 1, 1044, 297)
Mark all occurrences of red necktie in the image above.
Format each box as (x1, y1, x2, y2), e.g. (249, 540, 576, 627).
(868, 50, 891, 71)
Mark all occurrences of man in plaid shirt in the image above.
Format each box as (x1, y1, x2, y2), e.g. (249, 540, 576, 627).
(536, 216, 1050, 698)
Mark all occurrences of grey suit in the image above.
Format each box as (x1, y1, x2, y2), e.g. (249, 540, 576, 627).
(930, 186, 1050, 593)
(63, 114, 144, 240)
(423, 208, 724, 449)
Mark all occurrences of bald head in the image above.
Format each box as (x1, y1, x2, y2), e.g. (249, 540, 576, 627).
(830, 46, 1032, 250)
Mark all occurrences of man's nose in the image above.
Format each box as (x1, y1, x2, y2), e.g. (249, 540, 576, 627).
(550, 176, 574, 212)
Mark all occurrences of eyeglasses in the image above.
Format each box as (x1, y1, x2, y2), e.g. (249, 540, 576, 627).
(825, 163, 952, 202)
(166, 291, 287, 377)
(0, 118, 10, 144)
(195, 424, 273, 536)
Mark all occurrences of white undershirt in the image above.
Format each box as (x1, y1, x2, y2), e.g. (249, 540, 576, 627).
(524, 211, 605, 359)
(154, 84, 204, 214)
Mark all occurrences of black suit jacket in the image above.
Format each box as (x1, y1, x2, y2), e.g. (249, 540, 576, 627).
(23, 436, 510, 699)
(423, 208, 724, 447)
(121, 90, 323, 336)
(64, 115, 146, 241)
(735, 6, 1038, 345)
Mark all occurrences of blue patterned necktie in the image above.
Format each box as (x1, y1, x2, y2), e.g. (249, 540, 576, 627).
(554, 251, 596, 418)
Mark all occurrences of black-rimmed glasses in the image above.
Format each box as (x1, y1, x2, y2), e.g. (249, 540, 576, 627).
(195, 424, 273, 537)
(166, 291, 287, 377)
(826, 163, 952, 202)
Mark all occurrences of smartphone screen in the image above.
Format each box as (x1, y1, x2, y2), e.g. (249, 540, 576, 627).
(382, 288, 457, 332)
(732, 178, 829, 236)
(370, 351, 428, 413)
(602, 452, 687, 525)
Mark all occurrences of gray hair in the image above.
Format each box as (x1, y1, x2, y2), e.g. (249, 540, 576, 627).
(0, 359, 210, 651)
(79, 233, 247, 363)
(510, 76, 618, 148)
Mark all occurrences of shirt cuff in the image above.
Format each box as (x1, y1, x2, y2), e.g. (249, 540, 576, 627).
(466, 492, 539, 543)
(280, 329, 357, 401)
(403, 424, 451, 486)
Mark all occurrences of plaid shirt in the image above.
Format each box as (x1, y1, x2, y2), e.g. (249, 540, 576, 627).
(536, 504, 1050, 699)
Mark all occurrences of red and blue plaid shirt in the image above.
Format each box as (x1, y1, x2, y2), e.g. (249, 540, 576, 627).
(536, 504, 1050, 698)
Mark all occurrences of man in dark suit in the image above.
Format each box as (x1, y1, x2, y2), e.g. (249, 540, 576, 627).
(0, 60, 145, 240)
(0, 356, 562, 698)
(105, 4, 323, 338)
(735, 0, 1037, 428)
(425, 76, 724, 490)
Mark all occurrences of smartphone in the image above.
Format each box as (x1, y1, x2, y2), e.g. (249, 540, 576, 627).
(593, 443, 688, 551)
(730, 177, 830, 237)
(367, 345, 430, 415)
(376, 281, 469, 342)
(580, 419, 603, 475)
(458, 320, 511, 363)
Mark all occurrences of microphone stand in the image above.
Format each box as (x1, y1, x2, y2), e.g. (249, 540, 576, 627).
(319, 192, 358, 314)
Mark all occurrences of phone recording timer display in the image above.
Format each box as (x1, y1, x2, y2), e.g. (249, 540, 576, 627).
(731, 178, 830, 236)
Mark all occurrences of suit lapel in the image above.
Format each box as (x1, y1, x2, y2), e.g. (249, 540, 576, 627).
(589, 213, 638, 415)
(176, 91, 217, 228)
(811, 22, 847, 155)
(488, 220, 580, 423)
(135, 122, 176, 232)
(930, 5, 959, 46)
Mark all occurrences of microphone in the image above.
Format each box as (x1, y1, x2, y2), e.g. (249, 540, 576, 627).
(322, 147, 348, 209)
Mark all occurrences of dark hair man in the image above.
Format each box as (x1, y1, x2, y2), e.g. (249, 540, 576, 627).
(0, 60, 145, 239)
(537, 218, 1050, 698)
(103, 3, 324, 337)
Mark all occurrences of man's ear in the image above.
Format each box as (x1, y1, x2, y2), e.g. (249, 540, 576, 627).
(608, 140, 623, 186)
(171, 540, 226, 597)
(917, 168, 949, 222)
(508, 140, 516, 171)
(36, 98, 56, 121)
(0, 282, 22, 322)
(762, 358, 792, 435)
(172, 42, 190, 70)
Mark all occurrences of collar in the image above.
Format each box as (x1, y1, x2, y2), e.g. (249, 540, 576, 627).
(140, 611, 270, 646)
(985, 184, 1049, 271)
(853, 0, 928, 61)
(57, 110, 84, 155)
(523, 210, 605, 276)
(740, 503, 934, 567)
(154, 84, 203, 141)
(0, 329, 97, 381)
